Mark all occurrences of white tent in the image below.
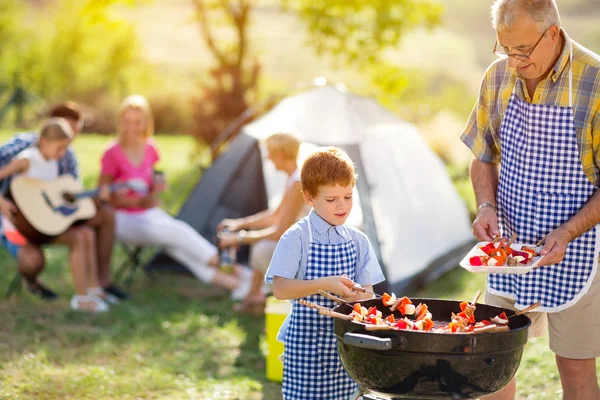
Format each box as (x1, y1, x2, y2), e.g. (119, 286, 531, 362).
(243, 84, 473, 292)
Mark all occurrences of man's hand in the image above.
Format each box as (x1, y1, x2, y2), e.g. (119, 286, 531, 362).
(0, 196, 17, 222)
(472, 207, 500, 241)
(537, 226, 573, 266)
(319, 275, 356, 298)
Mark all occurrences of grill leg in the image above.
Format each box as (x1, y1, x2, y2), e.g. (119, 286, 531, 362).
(349, 388, 364, 400)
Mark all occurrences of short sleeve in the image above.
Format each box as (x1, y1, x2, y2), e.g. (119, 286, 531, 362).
(352, 231, 385, 286)
(460, 68, 501, 164)
(100, 146, 119, 178)
(265, 226, 303, 284)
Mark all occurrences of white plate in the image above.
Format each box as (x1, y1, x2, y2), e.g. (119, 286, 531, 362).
(459, 241, 545, 274)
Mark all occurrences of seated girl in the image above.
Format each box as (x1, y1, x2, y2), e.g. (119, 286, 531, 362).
(99, 95, 249, 296)
(0, 118, 111, 312)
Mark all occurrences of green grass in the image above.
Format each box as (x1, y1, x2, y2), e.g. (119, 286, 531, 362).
(0, 132, 282, 399)
(1, 132, 599, 399)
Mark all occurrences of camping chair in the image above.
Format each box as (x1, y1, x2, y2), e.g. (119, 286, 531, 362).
(113, 243, 154, 288)
(5, 270, 22, 298)
(0, 241, 22, 298)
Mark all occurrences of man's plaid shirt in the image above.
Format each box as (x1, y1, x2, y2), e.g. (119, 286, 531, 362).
(461, 29, 600, 186)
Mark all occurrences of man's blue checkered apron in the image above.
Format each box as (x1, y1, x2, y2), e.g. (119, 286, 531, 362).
(282, 219, 358, 400)
(489, 41, 599, 312)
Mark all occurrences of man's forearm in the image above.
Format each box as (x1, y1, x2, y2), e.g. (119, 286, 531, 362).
(470, 158, 500, 207)
(563, 190, 600, 241)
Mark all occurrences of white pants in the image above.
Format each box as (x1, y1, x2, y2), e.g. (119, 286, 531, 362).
(115, 207, 218, 283)
(250, 240, 278, 273)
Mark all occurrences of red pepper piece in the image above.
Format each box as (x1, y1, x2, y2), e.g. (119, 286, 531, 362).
(511, 250, 531, 264)
(479, 242, 496, 255)
(499, 312, 508, 320)
(416, 304, 429, 321)
(424, 318, 434, 331)
(469, 256, 484, 266)
(460, 301, 469, 311)
(381, 293, 392, 306)
(395, 320, 407, 329)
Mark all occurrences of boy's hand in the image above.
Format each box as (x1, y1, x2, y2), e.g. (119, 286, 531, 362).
(319, 275, 356, 298)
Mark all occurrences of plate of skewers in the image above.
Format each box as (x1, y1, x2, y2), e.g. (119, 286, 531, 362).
(459, 234, 546, 274)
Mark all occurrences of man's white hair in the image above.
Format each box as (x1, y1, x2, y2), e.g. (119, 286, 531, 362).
(491, 0, 560, 32)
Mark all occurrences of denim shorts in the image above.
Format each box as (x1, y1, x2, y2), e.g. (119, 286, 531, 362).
(0, 233, 20, 258)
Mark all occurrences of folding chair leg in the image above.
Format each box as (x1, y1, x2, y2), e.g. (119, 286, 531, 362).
(113, 256, 131, 283)
(114, 246, 145, 288)
(6, 272, 22, 298)
(123, 259, 138, 288)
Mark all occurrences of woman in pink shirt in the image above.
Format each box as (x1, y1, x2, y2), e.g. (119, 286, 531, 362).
(99, 95, 248, 295)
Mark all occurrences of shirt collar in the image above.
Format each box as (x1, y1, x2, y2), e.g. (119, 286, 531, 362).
(550, 29, 571, 83)
(309, 210, 347, 236)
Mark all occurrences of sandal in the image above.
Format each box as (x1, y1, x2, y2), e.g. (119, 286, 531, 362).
(70, 295, 109, 313)
(233, 298, 266, 316)
(88, 287, 120, 305)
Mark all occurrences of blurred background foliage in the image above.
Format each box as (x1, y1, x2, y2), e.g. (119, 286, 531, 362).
(0, 0, 599, 168)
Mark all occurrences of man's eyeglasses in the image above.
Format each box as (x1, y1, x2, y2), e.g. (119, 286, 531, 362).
(493, 28, 548, 61)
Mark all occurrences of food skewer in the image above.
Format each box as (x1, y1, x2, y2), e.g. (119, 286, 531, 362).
(506, 233, 518, 247)
(298, 299, 330, 311)
(471, 290, 481, 305)
(351, 284, 383, 298)
(318, 308, 353, 321)
(317, 289, 352, 305)
(509, 302, 541, 318)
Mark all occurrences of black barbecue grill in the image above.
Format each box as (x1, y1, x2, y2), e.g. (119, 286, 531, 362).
(333, 298, 531, 399)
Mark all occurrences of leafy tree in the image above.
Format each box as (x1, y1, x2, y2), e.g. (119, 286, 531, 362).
(0, 0, 149, 128)
(191, 0, 443, 153)
(39, 0, 148, 101)
(283, 0, 442, 68)
(191, 0, 261, 156)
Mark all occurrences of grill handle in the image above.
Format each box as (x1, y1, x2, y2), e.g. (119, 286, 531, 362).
(343, 332, 392, 351)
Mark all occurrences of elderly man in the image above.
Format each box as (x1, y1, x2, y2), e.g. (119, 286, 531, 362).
(0, 102, 128, 301)
(461, 1, 600, 399)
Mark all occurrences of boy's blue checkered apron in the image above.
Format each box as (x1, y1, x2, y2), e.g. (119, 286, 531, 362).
(489, 41, 599, 312)
(282, 219, 358, 400)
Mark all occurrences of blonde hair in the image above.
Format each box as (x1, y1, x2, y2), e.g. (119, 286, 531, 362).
(117, 94, 154, 139)
(265, 132, 301, 161)
(38, 117, 74, 142)
(491, 0, 560, 33)
(301, 147, 356, 197)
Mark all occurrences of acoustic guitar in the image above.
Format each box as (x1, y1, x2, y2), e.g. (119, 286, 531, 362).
(7, 175, 145, 245)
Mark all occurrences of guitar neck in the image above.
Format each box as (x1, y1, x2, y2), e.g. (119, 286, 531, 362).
(74, 183, 128, 200)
